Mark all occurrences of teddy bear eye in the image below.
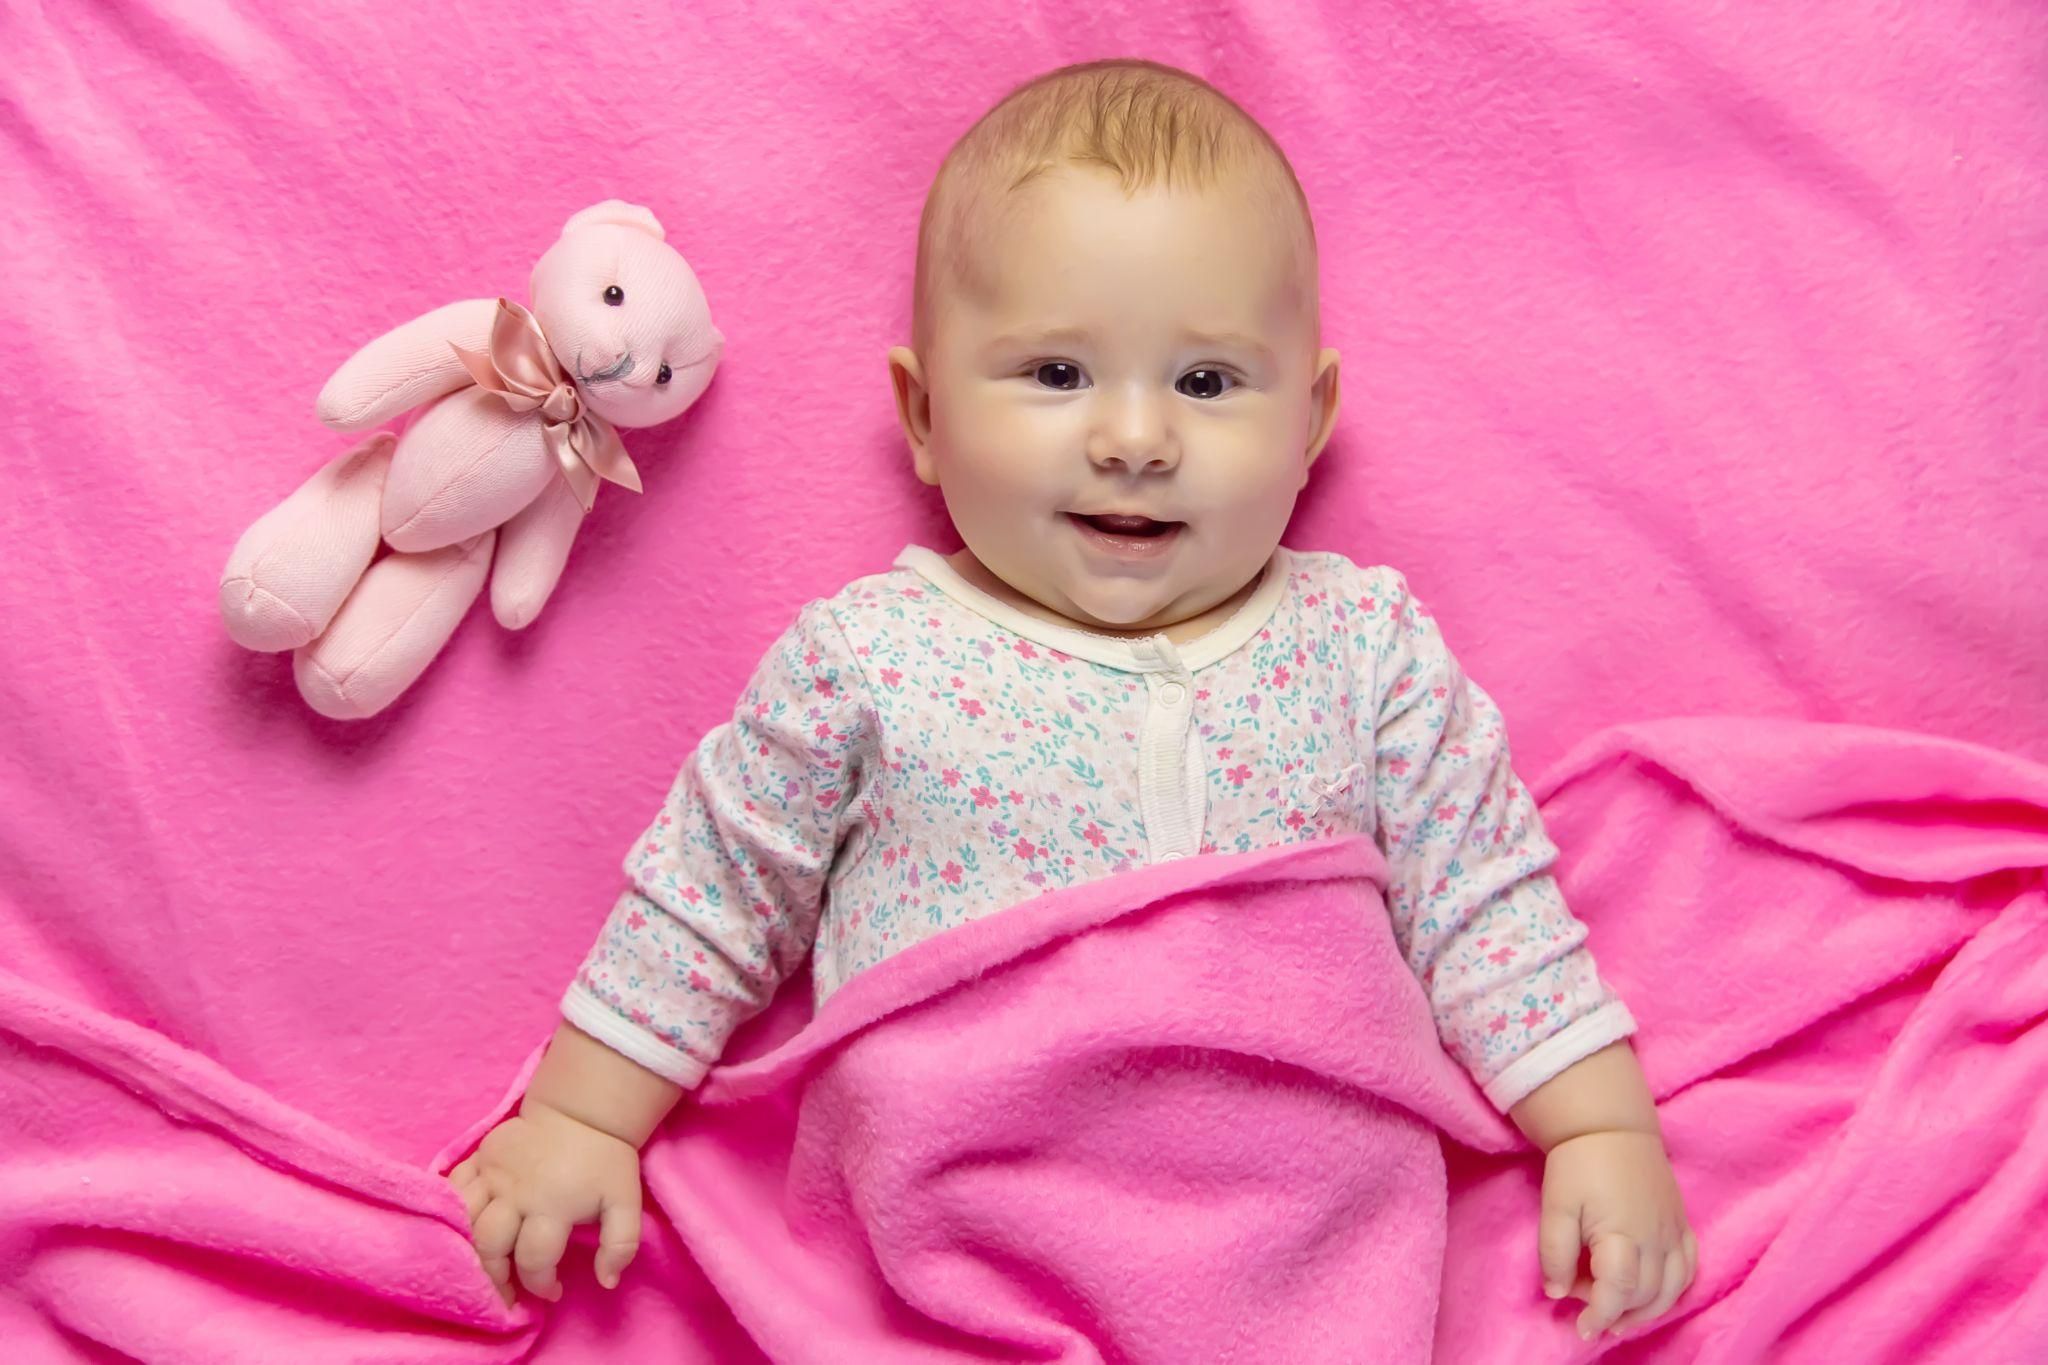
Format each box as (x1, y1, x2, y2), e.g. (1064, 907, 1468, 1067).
(656, 363, 673, 385)
(603, 285, 624, 306)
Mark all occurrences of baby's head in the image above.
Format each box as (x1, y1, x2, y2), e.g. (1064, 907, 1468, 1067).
(889, 59, 1340, 638)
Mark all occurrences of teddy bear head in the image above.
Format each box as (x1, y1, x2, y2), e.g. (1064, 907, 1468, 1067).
(528, 200, 725, 430)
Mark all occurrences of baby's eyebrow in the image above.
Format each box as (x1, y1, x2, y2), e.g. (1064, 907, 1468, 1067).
(1179, 328, 1278, 367)
(985, 326, 1092, 354)
(983, 326, 1277, 367)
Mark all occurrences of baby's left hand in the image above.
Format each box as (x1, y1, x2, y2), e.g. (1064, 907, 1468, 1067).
(1538, 1129, 1699, 1341)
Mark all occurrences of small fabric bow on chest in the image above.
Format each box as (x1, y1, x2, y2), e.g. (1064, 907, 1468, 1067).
(449, 298, 642, 512)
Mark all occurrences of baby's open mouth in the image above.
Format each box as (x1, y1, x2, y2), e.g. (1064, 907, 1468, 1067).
(1068, 512, 1182, 538)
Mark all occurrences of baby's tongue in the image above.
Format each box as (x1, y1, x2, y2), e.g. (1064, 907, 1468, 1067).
(1091, 515, 1161, 534)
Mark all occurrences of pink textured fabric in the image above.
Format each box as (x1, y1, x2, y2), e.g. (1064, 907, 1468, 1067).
(0, 0, 2041, 1166)
(562, 549, 1636, 1108)
(3, 719, 2043, 1361)
(1, 1, 2044, 1357)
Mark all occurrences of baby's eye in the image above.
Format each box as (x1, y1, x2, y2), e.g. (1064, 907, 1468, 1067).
(603, 285, 625, 306)
(1033, 361, 1086, 391)
(656, 363, 673, 385)
(1177, 368, 1237, 400)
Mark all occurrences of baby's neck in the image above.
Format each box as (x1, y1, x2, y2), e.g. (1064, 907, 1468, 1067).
(945, 550, 1264, 647)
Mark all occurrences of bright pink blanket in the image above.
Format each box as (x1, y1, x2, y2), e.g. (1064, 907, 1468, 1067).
(3, 1, 2044, 1358)
(1, 0, 2043, 1176)
(6, 719, 2044, 1362)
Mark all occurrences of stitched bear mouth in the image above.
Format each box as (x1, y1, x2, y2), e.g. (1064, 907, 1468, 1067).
(575, 351, 635, 385)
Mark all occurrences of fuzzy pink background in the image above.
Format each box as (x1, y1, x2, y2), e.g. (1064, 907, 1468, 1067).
(2, 0, 2042, 1165)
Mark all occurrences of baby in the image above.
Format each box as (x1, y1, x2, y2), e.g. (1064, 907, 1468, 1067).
(451, 58, 1697, 1345)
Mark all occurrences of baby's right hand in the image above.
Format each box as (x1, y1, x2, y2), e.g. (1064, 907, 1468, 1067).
(448, 1100, 644, 1307)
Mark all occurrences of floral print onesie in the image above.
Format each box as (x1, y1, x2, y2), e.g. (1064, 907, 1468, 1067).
(562, 543, 1637, 1111)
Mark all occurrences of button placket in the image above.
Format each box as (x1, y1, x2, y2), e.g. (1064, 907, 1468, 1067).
(1135, 635, 1203, 862)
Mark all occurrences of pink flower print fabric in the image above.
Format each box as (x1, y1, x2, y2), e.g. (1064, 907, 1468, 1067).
(1358, 570, 1637, 1109)
(561, 546, 1635, 1110)
(560, 597, 880, 1085)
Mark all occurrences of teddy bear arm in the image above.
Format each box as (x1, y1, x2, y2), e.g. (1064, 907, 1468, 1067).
(315, 297, 500, 432)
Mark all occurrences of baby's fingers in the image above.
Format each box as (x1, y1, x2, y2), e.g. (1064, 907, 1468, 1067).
(449, 1166, 489, 1225)
(1537, 1205, 1584, 1299)
(1610, 1243, 1692, 1336)
(514, 1213, 571, 1303)
(595, 1182, 643, 1289)
(1576, 1233, 1641, 1338)
(471, 1199, 522, 1309)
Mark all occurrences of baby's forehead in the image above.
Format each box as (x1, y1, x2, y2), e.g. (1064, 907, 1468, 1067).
(988, 160, 1298, 240)
(943, 177, 1315, 328)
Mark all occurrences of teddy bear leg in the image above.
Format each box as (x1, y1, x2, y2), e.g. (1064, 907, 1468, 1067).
(292, 530, 495, 720)
(219, 433, 393, 651)
(489, 477, 588, 630)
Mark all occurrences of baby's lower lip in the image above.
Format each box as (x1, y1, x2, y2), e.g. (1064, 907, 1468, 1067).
(1066, 513, 1185, 559)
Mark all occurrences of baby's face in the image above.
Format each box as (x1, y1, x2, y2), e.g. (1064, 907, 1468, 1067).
(892, 166, 1340, 636)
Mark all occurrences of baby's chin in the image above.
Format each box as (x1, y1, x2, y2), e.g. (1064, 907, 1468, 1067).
(1055, 577, 1192, 636)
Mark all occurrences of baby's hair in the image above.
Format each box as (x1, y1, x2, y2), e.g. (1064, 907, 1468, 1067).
(912, 58, 1318, 355)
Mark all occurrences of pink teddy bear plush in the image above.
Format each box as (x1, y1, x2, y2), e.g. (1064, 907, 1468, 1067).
(220, 199, 723, 719)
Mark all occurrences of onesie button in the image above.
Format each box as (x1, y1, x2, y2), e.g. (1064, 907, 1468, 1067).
(1159, 681, 1186, 706)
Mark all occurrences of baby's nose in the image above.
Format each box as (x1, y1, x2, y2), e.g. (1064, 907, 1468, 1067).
(1088, 389, 1177, 471)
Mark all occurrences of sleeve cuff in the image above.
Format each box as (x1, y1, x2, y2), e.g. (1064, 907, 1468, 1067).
(560, 983, 716, 1089)
(1479, 998, 1639, 1112)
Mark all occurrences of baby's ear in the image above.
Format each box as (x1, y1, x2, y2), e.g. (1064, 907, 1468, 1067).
(560, 200, 667, 241)
(888, 346, 939, 486)
(1304, 347, 1342, 469)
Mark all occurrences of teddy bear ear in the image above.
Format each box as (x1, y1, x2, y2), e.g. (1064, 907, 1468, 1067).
(560, 200, 667, 242)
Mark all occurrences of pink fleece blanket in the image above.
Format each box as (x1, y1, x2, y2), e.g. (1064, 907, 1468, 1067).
(4, 1, 2045, 1359)
(1, 1, 2043, 1178)
(6, 718, 2044, 1362)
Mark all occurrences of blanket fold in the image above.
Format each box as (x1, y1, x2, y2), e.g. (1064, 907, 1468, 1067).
(4, 717, 2045, 1362)
(626, 834, 1508, 1364)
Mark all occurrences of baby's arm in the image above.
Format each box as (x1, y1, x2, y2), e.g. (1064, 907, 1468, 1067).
(560, 597, 878, 1086)
(1360, 568, 1638, 1115)
(1362, 568, 1694, 1336)
(451, 599, 877, 1305)
(523, 1019, 683, 1149)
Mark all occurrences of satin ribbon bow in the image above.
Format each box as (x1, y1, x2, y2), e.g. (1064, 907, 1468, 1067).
(448, 297, 642, 512)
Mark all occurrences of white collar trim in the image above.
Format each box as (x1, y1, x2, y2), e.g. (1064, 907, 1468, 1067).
(891, 543, 1292, 673)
